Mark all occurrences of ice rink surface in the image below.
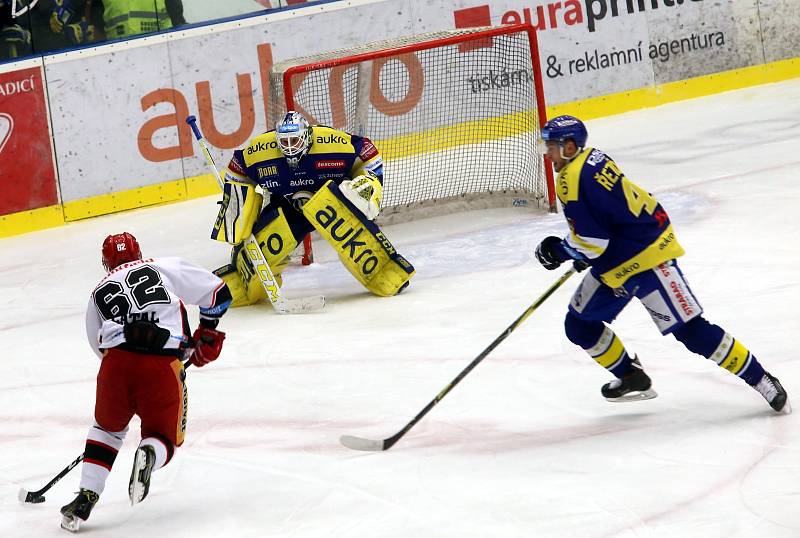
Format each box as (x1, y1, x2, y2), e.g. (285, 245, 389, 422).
(2, 78, 800, 537)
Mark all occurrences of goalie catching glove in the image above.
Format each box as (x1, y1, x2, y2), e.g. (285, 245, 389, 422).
(188, 325, 226, 367)
(340, 172, 383, 220)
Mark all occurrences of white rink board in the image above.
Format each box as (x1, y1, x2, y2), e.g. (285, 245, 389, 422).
(35, 0, 800, 203)
(3, 80, 800, 537)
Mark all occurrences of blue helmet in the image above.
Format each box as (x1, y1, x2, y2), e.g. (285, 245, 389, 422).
(541, 115, 588, 148)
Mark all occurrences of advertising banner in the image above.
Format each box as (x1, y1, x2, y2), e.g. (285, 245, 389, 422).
(40, 0, 799, 206)
(182, 0, 310, 25)
(759, 0, 800, 62)
(0, 62, 58, 216)
(44, 42, 182, 202)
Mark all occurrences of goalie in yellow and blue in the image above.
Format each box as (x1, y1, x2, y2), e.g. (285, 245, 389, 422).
(210, 111, 414, 306)
(533, 115, 789, 413)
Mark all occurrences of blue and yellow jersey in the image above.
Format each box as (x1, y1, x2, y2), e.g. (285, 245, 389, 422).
(556, 147, 685, 287)
(224, 125, 383, 205)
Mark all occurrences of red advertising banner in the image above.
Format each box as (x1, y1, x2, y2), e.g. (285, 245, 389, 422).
(0, 65, 58, 216)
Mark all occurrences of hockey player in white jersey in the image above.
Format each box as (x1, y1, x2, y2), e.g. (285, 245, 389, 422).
(60, 232, 232, 533)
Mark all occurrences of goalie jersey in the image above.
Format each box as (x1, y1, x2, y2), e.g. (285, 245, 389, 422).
(556, 147, 685, 288)
(225, 125, 383, 208)
(86, 257, 230, 358)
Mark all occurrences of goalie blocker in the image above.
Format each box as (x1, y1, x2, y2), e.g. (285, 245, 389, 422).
(215, 180, 414, 305)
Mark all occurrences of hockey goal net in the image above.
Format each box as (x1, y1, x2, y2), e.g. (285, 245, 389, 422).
(269, 23, 554, 263)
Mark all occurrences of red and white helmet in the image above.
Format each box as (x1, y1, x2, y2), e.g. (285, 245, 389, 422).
(101, 232, 142, 271)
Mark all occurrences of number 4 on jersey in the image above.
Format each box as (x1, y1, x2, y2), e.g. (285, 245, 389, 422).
(621, 177, 658, 217)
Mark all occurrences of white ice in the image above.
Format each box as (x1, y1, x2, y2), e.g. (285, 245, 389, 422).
(2, 78, 800, 538)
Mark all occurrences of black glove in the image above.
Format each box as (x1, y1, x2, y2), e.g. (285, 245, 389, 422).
(573, 259, 590, 272)
(535, 236, 568, 270)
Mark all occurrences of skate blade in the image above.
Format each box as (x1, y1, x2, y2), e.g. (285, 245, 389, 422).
(60, 515, 81, 533)
(605, 388, 658, 403)
(129, 449, 148, 505)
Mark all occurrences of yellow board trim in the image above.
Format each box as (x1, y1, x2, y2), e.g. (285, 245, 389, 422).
(549, 57, 800, 120)
(0, 205, 66, 238)
(0, 174, 219, 237)
(62, 180, 187, 221)
(2, 58, 799, 239)
(186, 173, 221, 199)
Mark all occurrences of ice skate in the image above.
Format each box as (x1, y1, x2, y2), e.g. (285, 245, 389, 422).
(601, 356, 658, 402)
(129, 445, 156, 505)
(60, 489, 99, 532)
(754, 372, 791, 414)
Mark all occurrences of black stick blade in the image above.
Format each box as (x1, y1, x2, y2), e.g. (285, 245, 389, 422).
(339, 435, 387, 451)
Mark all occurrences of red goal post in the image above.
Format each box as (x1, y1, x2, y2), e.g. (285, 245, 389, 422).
(268, 24, 555, 264)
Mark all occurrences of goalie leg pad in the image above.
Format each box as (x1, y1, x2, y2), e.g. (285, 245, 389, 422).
(211, 180, 263, 245)
(302, 180, 415, 296)
(214, 207, 298, 306)
(212, 264, 255, 308)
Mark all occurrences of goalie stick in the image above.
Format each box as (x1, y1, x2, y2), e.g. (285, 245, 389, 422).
(340, 266, 578, 451)
(186, 116, 324, 315)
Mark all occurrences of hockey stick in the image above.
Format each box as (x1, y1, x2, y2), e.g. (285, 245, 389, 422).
(18, 453, 84, 504)
(186, 116, 325, 315)
(340, 266, 578, 451)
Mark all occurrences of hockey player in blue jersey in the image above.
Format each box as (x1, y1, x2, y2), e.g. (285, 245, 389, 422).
(211, 111, 414, 305)
(534, 115, 789, 413)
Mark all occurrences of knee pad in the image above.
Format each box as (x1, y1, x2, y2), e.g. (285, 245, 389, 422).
(251, 207, 300, 267)
(564, 311, 605, 349)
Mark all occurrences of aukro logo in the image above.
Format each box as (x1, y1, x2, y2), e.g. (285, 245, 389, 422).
(137, 43, 423, 163)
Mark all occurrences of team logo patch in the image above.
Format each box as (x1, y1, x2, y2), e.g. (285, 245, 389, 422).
(315, 160, 345, 169)
(228, 155, 246, 175)
(359, 139, 379, 161)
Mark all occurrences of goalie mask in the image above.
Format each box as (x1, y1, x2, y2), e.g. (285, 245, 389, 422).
(102, 232, 142, 271)
(276, 111, 312, 166)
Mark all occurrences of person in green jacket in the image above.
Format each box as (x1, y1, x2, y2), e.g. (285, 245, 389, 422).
(49, 0, 185, 43)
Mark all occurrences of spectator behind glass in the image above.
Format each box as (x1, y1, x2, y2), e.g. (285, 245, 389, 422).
(0, 0, 33, 60)
(2, 1, 188, 61)
(89, 0, 185, 41)
(48, 0, 96, 46)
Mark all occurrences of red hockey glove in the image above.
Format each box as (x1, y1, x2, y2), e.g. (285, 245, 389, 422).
(189, 326, 226, 367)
